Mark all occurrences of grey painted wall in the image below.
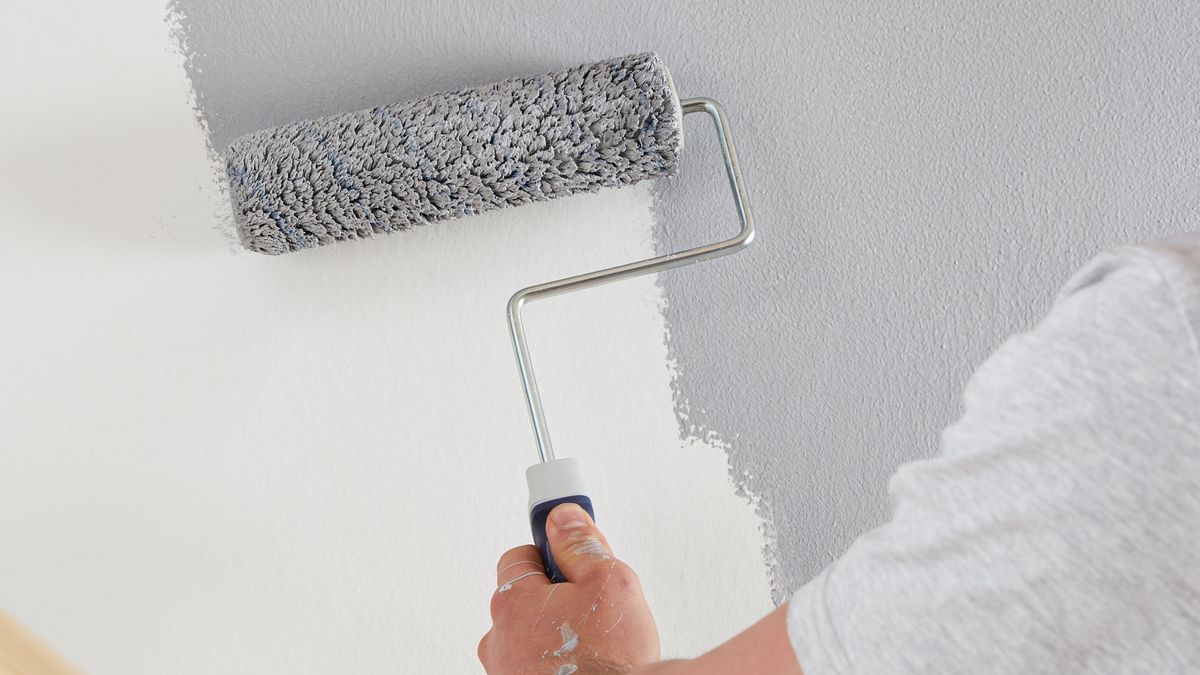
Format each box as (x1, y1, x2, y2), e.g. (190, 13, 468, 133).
(174, 0, 1200, 601)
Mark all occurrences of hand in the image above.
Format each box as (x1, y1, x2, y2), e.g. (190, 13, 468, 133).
(479, 503, 660, 674)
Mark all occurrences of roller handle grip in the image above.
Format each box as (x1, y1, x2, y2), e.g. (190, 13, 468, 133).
(526, 457, 592, 583)
(530, 495, 595, 583)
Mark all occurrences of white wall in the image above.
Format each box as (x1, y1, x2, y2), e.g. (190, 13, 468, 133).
(0, 2, 772, 672)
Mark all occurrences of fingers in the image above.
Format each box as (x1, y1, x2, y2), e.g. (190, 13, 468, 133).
(546, 502, 615, 582)
(495, 545, 548, 589)
(491, 546, 549, 624)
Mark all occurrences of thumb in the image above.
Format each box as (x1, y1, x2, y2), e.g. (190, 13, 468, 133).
(546, 503, 614, 582)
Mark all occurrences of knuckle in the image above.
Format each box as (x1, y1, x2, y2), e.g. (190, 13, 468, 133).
(495, 546, 523, 570)
(476, 632, 490, 664)
(489, 590, 508, 619)
(496, 545, 541, 576)
(489, 583, 533, 621)
(610, 562, 640, 592)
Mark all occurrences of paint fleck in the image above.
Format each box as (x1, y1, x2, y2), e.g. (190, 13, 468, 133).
(554, 622, 579, 657)
(581, 562, 616, 626)
(603, 612, 624, 636)
(496, 570, 541, 593)
(571, 537, 611, 560)
(556, 665, 578, 675)
(533, 584, 559, 627)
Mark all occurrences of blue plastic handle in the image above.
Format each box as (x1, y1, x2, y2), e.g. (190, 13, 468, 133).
(529, 495, 595, 583)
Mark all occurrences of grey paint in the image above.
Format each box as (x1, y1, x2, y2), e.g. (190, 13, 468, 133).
(173, 1, 1200, 601)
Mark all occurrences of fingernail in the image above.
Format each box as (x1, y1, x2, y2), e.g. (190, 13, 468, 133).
(550, 503, 588, 530)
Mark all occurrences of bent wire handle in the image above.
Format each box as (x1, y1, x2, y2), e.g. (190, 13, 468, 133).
(507, 97, 756, 464)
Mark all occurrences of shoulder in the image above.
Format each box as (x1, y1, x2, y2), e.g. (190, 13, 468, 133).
(1059, 232, 1200, 356)
(953, 233, 1200, 440)
(1063, 232, 1200, 292)
(785, 234, 1200, 675)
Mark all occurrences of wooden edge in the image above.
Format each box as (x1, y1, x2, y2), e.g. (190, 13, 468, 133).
(0, 610, 81, 675)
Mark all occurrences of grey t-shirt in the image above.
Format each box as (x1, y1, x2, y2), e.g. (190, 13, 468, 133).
(787, 234, 1200, 673)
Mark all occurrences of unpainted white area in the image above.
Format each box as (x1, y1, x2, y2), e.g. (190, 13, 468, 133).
(0, 2, 771, 672)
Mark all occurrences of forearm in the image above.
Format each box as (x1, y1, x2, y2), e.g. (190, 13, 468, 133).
(628, 660, 692, 675)
(628, 604, 801, 675)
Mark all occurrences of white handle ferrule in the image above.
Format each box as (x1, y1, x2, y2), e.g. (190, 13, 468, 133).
(526, 458, 588, 512)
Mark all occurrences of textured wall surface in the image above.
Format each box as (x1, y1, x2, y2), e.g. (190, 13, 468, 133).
(0, 1, 772, 672)
(174, 0, 1200, 600)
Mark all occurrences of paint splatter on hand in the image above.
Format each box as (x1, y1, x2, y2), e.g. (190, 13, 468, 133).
(478, 503, 661, 674)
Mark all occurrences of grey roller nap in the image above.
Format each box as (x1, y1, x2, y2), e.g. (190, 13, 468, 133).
(225, 52, 683, 254)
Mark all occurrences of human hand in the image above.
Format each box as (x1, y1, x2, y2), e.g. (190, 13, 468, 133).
(478, 503, 660, 674)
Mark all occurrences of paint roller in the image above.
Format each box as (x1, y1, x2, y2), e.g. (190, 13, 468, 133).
(224, 53, 755, 582)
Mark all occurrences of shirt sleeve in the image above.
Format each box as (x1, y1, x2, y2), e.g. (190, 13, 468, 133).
(786, 238, 1200, 674)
